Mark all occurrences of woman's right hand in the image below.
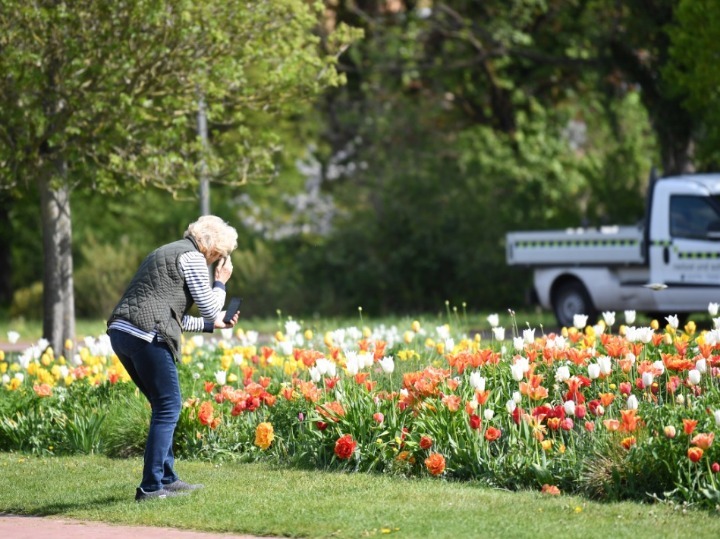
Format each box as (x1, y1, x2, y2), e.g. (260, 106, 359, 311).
(215, 256, 233, 283)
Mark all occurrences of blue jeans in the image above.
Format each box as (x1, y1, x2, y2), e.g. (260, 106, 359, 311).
(109, 329, 181, 492)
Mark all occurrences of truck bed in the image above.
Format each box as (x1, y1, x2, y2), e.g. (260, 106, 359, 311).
(506, 226, 645, 266)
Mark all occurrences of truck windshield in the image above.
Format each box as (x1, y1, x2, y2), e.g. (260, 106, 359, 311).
(670, 195, 720, 239)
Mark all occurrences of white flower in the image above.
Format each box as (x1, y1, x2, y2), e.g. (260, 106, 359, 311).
(652, 360, 664, 375)
(220, 328, 233, 341)
(1, 374, 9, 384)
(469, 371, 486, 392)
(514, 356, 530, 373)
(492, 327, 506, 341)
(563, 400, 576, 416)
(7, 331, 19, 344)
(626, 394, 639, 410)
(359, 352, 374, 369)
(624, 310, 636, 325)
(436, 324, 450, 340)
(484, 408, 495, 421)
(676, 394, 685, 405)
(513, 337, 525, 351)
(573, 314, 588, 329)
(642, 372, 654, 388)
(285, 319, 301, 337)
(714, 410, 720, 427)
(345, 352, 360, 376)
(196, 362, 204, 370)
(602, 312, 616, 327)
(506, 399, 517, 414)
(597, 355, 612, 376)
(487, 313, 500, 328)
(512, 391, 522, 403)
(688, 369, 701, 386)
(192, 372, 200, 380)
(233, 353, 244, 366)
(243, 330, 259, 346)
(523, 328, 536, 344)
(378, 356, 395, 374)
(444, 338, 455, 352)
(665, 315, 679, 330)
(510, 364, 525, 382)
(214, 370, 227, 385)
(309, 366, 321, 383)
(278, 340, 294, 356)
(714, 318, 720, 331)
(14, 373, 24, 382)
(587, 364, 600, 380)
(555, 365, 570, 383)
(709, 302, 719, 316)
(696, 358, 707, 374)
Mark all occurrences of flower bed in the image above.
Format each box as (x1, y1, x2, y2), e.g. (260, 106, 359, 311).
(1, 311, 720, 508)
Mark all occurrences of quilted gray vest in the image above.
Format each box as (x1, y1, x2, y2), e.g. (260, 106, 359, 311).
(108, 236, 202, 359)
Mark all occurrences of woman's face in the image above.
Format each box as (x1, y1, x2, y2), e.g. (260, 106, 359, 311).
(206, 248, 226, 265)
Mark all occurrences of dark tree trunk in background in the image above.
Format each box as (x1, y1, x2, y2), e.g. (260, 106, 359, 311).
(0, 193, 12, 306)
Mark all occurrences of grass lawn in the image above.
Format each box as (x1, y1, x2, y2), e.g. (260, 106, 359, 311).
(0, 453, 718, 538)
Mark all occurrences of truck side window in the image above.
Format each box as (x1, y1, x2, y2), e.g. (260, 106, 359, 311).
(670, 195, 720, 239)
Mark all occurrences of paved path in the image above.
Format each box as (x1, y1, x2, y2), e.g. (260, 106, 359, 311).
(0, 514, 278, 539)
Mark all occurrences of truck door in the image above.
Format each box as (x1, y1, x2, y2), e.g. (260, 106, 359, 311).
(650, 194, 720, 310)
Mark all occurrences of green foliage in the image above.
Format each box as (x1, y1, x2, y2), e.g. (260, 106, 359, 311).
(666, 0, 720, 167)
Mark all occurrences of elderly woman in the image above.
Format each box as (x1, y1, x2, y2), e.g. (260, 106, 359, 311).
(107, 215, 239, 501)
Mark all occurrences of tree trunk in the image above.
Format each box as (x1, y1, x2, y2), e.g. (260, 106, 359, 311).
(39, 172, 75, 355)
(0, 193, 12, 306)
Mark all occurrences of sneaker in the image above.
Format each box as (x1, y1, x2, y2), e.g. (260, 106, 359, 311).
(135, 487, 187, 502)
(162, 479, 204, 492)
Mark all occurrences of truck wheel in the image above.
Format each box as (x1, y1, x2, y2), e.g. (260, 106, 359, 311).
(552, 281, 596, 328)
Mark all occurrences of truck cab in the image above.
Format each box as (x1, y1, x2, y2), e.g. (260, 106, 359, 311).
(506, 174, 720, 327)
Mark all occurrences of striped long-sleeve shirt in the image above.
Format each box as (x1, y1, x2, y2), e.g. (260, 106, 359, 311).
(108, 251, 226, 342)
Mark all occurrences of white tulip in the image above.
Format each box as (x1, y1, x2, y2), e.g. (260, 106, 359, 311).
(309, 366, 321, 383)
(714, 410, 720, 427)
(709, 302, 719, 316)
(573, 314, 588, 329)
(513, 391, 522, 404)
(345, 353, 360, 376)
(597, 355, 612, 376)
(665, 315, 679, 330)
(626, 394, 639, 410)
(506, 399, 517, 413)
(688, 369, 701, 386)
(642, 372, 654, 388)
(469, 371, 486, 392)
(523, 328, 536, 344)
(602, 311, 616, 327)
(652, 360, 664, 375)
(214, 370, 227, 385)
(513, 337, 525, 351)
(279, 340, 294, 356)
(588, 363, 600, 380)
(285, 319, 301, 337)
(2, 374, 10, 384)
(696, 358, 707, 374)
(14, 373, 24, 382)
(487, 313, 500, 328)
(7, 331, 19, 344)
(492, 327, 506, 341)
(563, 400, 576, 416)
(510, 364, 525, 382)
(555, 365, 570, 383)
(484, 409, 495, 421)
(379, 356, 395, 374)
(624, 310, 636, 324)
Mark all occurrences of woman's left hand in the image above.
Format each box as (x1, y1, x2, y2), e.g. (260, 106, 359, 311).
(214, 311, 239, 329)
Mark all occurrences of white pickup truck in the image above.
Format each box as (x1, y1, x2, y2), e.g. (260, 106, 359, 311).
(506, 173, 720, 327)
